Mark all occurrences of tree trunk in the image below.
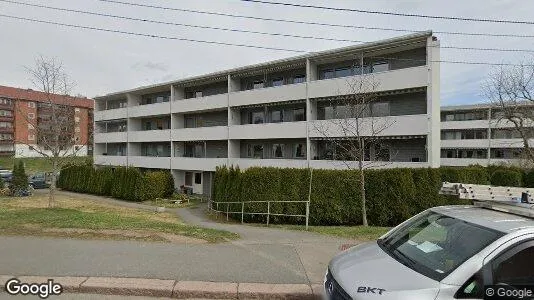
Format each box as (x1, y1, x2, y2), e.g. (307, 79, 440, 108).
(358, 160, 368, 226)
(48, 159, 57, 208)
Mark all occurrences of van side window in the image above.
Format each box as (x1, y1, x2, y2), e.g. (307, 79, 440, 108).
(492, 243, 534, 286)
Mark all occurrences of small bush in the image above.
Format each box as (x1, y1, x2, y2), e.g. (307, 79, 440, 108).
(490, 169, 522, 187)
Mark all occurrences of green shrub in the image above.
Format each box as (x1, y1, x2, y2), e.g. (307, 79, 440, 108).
(524, 170, 534, 188)
(58, 165, 174, 202)
(12, 160, 28, 192)
(490, 169, 522, 187)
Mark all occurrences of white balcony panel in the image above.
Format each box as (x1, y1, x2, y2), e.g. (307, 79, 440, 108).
(308, 66, 427, 99)
(441, 120, 488, 130)
(490, 119, 534, 129)
(94, 132, 127, 143)
(129, 130, 171, 142)
(309, 114, 428, 138)
(171, 157, 227, 172)
(128, 156, 170, 169)
(441, 157, 523, 167)
(310, 160, 428, 170)
(229, 83, 306, 107)
(94, 108, 127, 121)
(94, 155, 127, 166)
(490, 139, 533, 148)
(441, 139, 490, 149)
(230, 158, 308, 170)
(128, 102, 170, 118)
(172, 126, 228, 141)
(171, 94, 227, 113)
(229, 121, 307, 140)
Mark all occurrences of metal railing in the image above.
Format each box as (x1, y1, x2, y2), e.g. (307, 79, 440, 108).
(209, 200, 311, 230)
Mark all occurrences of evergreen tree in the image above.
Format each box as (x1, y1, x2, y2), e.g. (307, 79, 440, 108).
(12, 160, 28, 195)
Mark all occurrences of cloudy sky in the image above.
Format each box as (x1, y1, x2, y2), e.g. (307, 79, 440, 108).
(1, 0, 533, 106)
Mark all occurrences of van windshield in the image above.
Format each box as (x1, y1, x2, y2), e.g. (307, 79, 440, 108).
(377, 211, 503, 281)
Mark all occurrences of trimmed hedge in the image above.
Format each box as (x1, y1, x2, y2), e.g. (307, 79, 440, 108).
(212, 166, 490, 227)
(58, 165, 174, 202)
(490, 169, 522, 187)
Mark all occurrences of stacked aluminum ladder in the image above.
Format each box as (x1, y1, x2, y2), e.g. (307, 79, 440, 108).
(440, 182, 534, 218)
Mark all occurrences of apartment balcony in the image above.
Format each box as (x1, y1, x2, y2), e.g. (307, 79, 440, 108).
(94, 155, 128, 166)
(0, 127, 14, 133)
(128, 102, 170, 118)
(229, 121, 307, 140)
(94, 132, 127, 143)
(171, 157, 227, 171)
(171, 94, 227, 113)
(308, 66, 428, 99)
(441, 139, 490, 149)
(0, 116, 13, 122)
(230, 158, 308, 170)
(441, 119, 489, 130)
(440, 157, 496, 167)
(229, 83, 306, 107)
(172, 126, 228, 141)
(127, 156, 171, 169)
(94, 108, 128, 121)
(309, 114, 428, 138)
(310, 160, 428, 170)
(128, 130, 172, 142)
(490, 139, 532, 148)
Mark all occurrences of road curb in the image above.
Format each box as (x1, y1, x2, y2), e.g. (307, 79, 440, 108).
(1, 275, 322, 299)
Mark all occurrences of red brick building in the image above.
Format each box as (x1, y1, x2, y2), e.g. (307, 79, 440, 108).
(0, 85, 94, 157)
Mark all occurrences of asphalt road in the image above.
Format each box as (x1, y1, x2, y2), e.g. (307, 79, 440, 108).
(0, 191, 358, 285)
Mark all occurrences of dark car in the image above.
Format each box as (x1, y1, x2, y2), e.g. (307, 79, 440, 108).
(28, 173, 49, 189)
(0, 170, 13, 186)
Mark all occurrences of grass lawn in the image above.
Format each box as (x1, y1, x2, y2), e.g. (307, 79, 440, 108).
(0, 193, 238, 243)
(207, 211, 390, 241)
(0, 156, 90, 173)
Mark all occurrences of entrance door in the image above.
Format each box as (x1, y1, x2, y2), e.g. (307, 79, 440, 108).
(192, 172, 203, 194)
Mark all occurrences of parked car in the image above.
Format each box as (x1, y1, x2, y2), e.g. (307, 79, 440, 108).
(0, 169, 13, 185)
(28, 173, 49, 189)
(324, 184, 534, 300)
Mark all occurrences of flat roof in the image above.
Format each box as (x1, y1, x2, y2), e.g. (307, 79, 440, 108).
(432, 205, 534, 233)
(96, 31, 433, 99)
(441, 101, 534, 112)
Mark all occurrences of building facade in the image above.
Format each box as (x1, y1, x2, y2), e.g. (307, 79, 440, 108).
(94, 32, 440, 195)
(0, 85, 94, 157)
(440, 103, 534, 167)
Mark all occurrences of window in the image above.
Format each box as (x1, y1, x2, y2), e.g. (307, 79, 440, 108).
(335, 67, 352, 78)
(0, 110, 12, 117)
(251, 111, 264, 124)
(271, 110, 283, 123)
(0, 98, 12, 105)
(75, 127, 80, 133)
(272, 144, 284, 158)
(195, 91, 203, 98)
(372, 102, 390, 117)
(75, 117, 80, 123)
(372, 61, 389, 73)
(27, 102, 35, 108)
(377, 211, 502, 282)
(321, 69, 334, 79)
(194, 173, 202, 184)
(185, 117, 195, 128)
(0, 122, 12, 128)
(492, 242, 534, 286)
(253, 80, 264, 89)
(293, 75, 305, 84)
(294, 143, 305, 158)
(27, 124, 33, 130)
(28, 134, 35, 141)
(185, 172, 192, 186)
(252, 144, 263, 158)
(293, 108, 305, 121)
(272, 77, 284, 87)
(74, 107, 80, 112)
(28, 113, 35, 119)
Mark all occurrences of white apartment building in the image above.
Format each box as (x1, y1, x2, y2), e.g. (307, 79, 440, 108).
(94, 32, 440, 195)
(441, 103, 534, 167)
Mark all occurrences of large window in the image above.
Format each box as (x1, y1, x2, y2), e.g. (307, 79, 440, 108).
(247, 144, 264, 159)
(334, 67, 352, 78)
(253, 80, 264, 89)
(441, 111, 486, 122)
(293, 75, 306, 84)
(271, 110, 283, 123)
(321, 69, 334, 79)
(272, 77, 284, 87)
(251, 111, 265, 124)
(293, 108, 305, 121)
(272, 144, 284, 158)
(378, 211, 502, 281)
(372, 61, 389, 73)
(294, 143, 305, 158)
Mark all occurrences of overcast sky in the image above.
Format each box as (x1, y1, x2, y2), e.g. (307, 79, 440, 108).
(1, 0, 533, 106)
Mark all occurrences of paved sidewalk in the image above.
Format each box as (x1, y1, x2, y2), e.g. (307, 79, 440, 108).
(0, 275, 322, 299)
(3, 191, 359, 285)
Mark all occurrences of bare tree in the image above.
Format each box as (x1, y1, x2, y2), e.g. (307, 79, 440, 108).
(483, 62, 534, 165)
(312, 74, 395, 226)
(16, 56, 85, 207)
